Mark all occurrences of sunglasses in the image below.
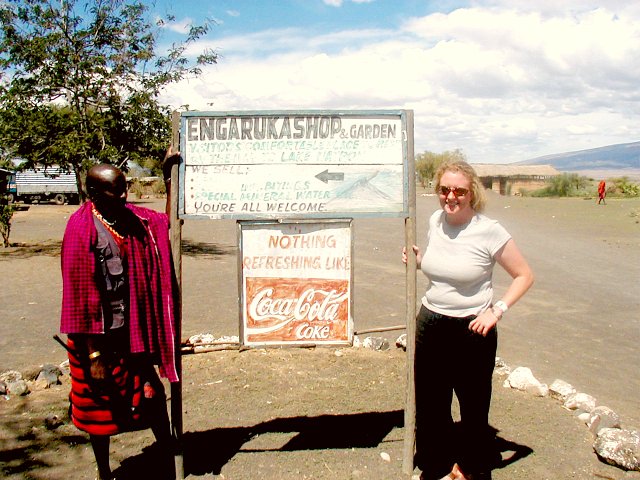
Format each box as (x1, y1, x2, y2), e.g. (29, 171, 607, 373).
(439, 186, 469, 197)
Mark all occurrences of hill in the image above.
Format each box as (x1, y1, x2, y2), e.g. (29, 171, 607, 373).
(515, 141, 640, 175)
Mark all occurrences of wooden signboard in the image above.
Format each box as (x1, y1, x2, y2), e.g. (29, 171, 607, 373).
(178, 110, 410, 219)
(239, 220, 353, 346)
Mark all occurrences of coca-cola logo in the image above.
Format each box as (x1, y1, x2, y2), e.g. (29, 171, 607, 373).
(247, 286, 348, 337)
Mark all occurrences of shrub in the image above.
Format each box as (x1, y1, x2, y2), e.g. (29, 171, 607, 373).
(611, 177, 640, 197)
(530, 173, 590, 197)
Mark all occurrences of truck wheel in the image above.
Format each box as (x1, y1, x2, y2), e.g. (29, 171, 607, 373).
(6, 193, 14, 203)
(53, 193, 66, 205)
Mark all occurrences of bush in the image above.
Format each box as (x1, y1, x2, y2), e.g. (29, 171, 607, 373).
(530, 173, 590, 197)
(128, 178, 165, 198)
(611, 177, 640, 197)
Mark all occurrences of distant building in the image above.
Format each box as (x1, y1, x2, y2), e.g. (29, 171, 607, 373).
(472, 164, 560, 195)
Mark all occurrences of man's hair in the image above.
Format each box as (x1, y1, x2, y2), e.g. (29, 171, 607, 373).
(434, 160, 487, 212)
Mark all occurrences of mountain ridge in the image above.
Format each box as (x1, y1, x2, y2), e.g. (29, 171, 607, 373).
(513, 141, 639, 172)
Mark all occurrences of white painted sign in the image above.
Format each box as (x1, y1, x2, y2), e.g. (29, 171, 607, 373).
(178, 111, 410, 219)
(240, 221, 353, 346)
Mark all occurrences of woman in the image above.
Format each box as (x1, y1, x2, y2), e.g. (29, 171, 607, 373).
(403, 160, 534, 480)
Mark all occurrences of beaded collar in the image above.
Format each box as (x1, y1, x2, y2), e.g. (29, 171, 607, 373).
(92, 206, 124, 241)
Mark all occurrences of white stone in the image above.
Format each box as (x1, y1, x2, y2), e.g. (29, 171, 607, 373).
(594, 428, 640, 471)
(504, 366, 544, 392)
(564, 392, 597, 412)
(380, 451, 391, 462)
(588, 406, 622, 435)
(549, 379, 576, 402)
(495, 356, 508, 368)
(0, 370, 22, 383)
(577, 412, 592, 423)
(6, 380, 29, 396)
(363, 336, 390, 351)
(395, 334, 407, 350)
(494, 357, 511, 376)
(525, 383, 549, 397)
(188, 333, 215, 345)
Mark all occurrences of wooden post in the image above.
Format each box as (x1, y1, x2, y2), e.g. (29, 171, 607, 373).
(402, 110, 418, 476)
(169, 110, 184, 480)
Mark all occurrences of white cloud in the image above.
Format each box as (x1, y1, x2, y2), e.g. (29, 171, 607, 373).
(161, 17, 194, 35)
(160, 4, 640, 163)
(323, 0, 376, 7)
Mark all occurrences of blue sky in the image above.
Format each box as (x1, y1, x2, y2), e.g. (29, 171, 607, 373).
(148, 0, 640, 164)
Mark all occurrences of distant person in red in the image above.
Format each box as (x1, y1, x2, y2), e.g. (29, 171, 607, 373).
(597, 180, 606, 205)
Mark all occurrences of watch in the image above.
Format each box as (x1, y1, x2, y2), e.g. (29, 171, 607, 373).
(493, 300, 509, 316)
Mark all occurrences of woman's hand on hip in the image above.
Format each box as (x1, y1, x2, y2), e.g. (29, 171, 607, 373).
(469, 309, 499, 336)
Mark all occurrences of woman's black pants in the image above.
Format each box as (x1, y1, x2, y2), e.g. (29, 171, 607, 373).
(414, 305, 497, 479)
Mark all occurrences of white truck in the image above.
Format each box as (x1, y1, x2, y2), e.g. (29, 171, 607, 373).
(7, 166, 79, 205)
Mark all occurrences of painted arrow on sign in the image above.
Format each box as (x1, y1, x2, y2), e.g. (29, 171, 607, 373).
(315, 169, 345, 183)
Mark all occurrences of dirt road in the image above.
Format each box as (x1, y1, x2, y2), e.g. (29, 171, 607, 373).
(1, 190, 639, 479)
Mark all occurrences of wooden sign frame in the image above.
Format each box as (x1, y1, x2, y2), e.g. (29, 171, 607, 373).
(238, 219, 353, 347)
(169, 109, 417, 478)
(177, 110, 411, 220)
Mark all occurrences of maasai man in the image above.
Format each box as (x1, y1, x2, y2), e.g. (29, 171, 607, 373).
(60, 149, 180, 480)
(598, 180, 607, 205)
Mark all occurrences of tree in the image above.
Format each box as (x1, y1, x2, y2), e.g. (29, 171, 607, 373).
(0, 170, 12, 247)
(0, 0, 217, 198)
(0, 199, 13, 247)
(415, 149, 467, 187)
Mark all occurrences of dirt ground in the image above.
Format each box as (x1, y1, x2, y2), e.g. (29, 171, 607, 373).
(1, 189, 639, 479)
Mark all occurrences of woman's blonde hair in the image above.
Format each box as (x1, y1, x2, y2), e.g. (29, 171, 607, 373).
(434, 160, 486, 212)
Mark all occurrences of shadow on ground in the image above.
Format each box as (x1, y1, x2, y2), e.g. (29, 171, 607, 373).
(181, 240, 236, 257)
(115, 410, 404, 479)
(112, 412, 534, 479)
(0, 240, 62, 259)
(0, 239, 235, 259)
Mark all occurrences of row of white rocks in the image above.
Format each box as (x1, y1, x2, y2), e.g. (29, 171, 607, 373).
(497, 358, 639, 472)
(395, 334, 639, 473)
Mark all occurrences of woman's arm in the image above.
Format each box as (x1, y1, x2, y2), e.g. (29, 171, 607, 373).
(494, 238, 534, 309)
(469, 239, 534, 336)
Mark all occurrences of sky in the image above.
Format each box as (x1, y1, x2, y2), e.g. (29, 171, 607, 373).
(150, 0, 640, 164)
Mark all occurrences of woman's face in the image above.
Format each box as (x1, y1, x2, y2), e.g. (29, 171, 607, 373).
(438, 170, 473, 221)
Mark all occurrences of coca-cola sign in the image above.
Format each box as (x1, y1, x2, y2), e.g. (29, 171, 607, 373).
(240, 220, 352, 346)
(245, 278, 349, 343)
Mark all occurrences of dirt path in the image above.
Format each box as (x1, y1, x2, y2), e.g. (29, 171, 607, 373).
(1, 192, 639, 479)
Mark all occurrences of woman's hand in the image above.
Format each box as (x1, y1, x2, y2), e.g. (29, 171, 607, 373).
(402, 245, 422, 268)
(468, 309, 499, 336)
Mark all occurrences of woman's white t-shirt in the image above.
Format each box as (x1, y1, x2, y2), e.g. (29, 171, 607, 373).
(420, 210, 511, 317)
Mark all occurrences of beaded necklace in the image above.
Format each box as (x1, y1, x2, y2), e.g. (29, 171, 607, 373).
(92, 206, 125, 244)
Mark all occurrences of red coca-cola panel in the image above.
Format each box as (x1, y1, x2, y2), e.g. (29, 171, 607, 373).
(244, 277, 350, 344)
